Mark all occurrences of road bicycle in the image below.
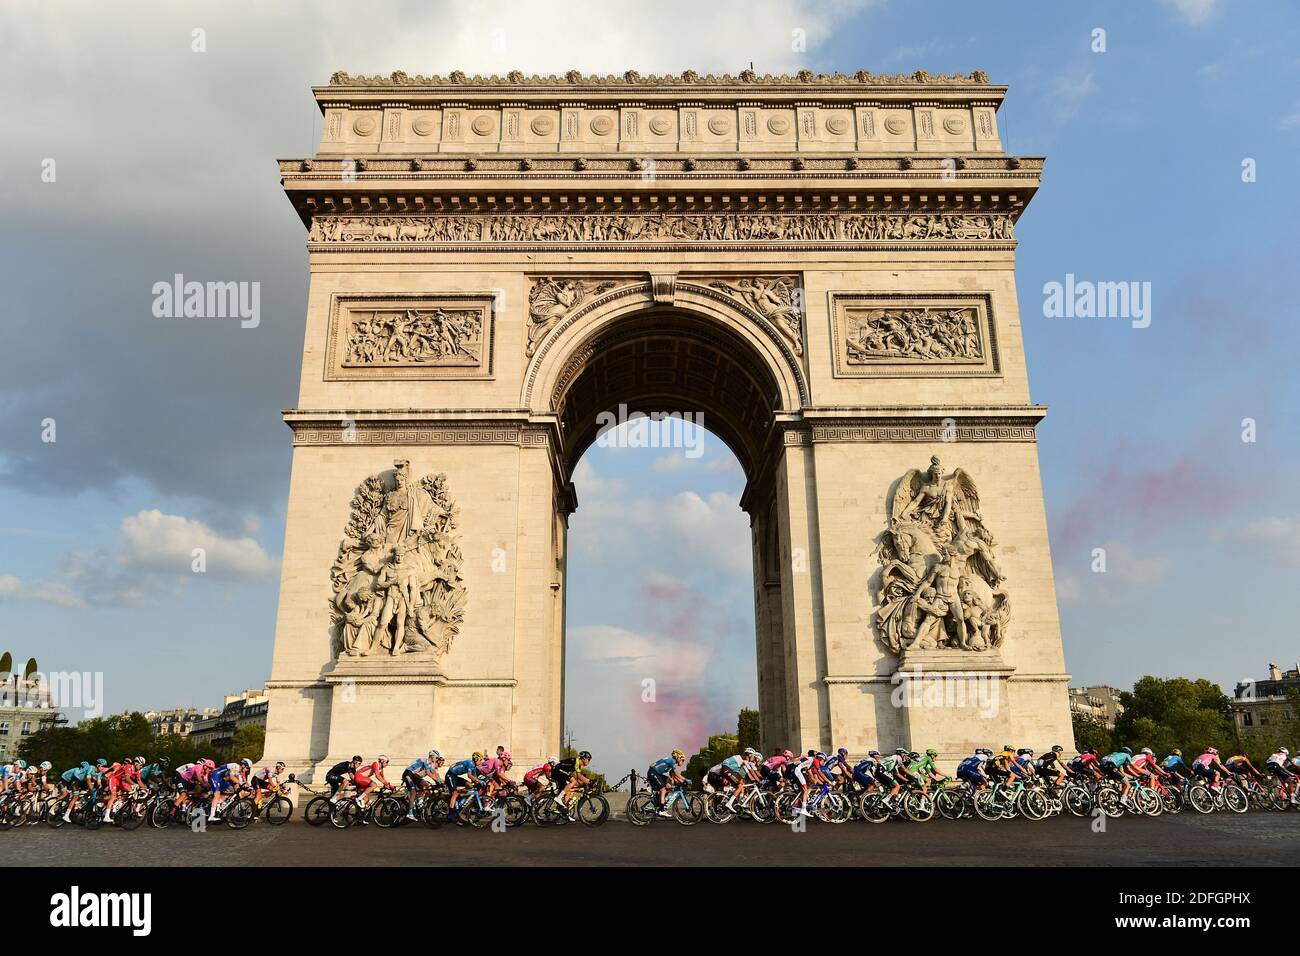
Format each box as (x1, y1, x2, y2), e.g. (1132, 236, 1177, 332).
(532, 779, 610, 827)
(626, 780, 704, 826)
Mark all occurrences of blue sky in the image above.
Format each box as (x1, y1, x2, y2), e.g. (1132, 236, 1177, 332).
(2, 0, 1298, 772)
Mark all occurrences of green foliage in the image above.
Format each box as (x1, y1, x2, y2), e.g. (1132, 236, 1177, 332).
(1071, 712, 1112, 755)
(230, 725, 265, 763)
(737, 708, 761, 753)
(1111, 676, 1237, 757)
(685, 733, 738, 786)
(17, 711, 211, 776)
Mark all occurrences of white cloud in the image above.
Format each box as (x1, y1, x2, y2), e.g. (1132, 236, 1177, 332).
(1230, 514, 1300, 562)
(1158, 0, 1222, 25)
(1052, 69, 1098, 121)
(117, 509, 278, 579)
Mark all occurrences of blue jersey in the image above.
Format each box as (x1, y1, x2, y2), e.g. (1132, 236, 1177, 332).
(958, 755, 984, 773)
(853, 758, 877, 775)
(823, 754, 846, 773)
(721, 755, 746, 774)
(1161, 755, 1186, 771)
(406, 758, 434, 774)
(1103, 752, 1131, 768)
(650, 757, 676, 776)
(448, 759, 477, 776)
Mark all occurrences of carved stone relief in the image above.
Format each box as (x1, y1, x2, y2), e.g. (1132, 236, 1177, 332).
(873, 458, 1010, 655)
(829, 293, 998, 378)
(325, 295, 494, 380)
(707, 276, 803, 353)
(329, 461, 468, 661)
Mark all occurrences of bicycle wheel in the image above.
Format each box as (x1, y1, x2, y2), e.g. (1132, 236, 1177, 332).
(1133, 787, 1161, 816)
(264, 795, 293, 825)
(821, 792, 853, 824)
(422, 795, 449, 827)
(625, 792, 657, 827)
(1186, 784, 1214, 814)
(935, 788, 964, 820)
(501, 793, 529, 827)
(749, 791, 776, 823)
(903, 790, 935, 822)
(117, 799, 147, 831)
(532, 794, 564, 826)
(330, 799, 358, 829)
(672, 793, 705, 825)
(225, 797, 257, 829)
(1094, 785, 1123, 818)
(1062, 785, 1092, 817)
(1017, 789, 1048, 820)
(1222, 784, 1248, 814)
(577, 792, 609, 827)
(304, 795, 333, 826)
(705, 792, 735, 824)
(859, 791, 891, 823)
(46, 798, 70, 829)
(973, 789, 1001, 821)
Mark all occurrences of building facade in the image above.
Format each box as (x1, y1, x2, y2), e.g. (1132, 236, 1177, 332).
(264, 68, 1075, 776)
(188, 689, 270, 751)
(1230, 663, 1299, 745)
(1068, 685, 1124, 729)
(0, 677, 55, 762)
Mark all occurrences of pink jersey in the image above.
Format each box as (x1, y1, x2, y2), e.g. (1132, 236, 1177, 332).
(1193, 752, 1216, 768)
(1130, 754, 1155, 772)
(477, 757, 502, 777)
(763, 755, 788, 771)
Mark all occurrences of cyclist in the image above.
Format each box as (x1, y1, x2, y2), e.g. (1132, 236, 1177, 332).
(207, 759, 248, 821)
(1007, 748, 1036, 788)
(476, 749, 514, 798)
(353, 755, 392, 810)
(886, 749, 922, 805)
(786, 750, 817, 814)
(325, 755, 362, 800)
(523, 756, 557, 798)
(1100, 747, 1134, 799)
(1067, 747, 1103, 782)
(1265, 748, 1294, 801)
(822, 747, 851, 788)
(172, 758, 209, 813)
(987, 745, 1015, 786)
(1191, 747, 1228, 787)
(721, 749, 762, 811)
(138, 756, 171, 793)
(58, 761, 94, 823)
(251, 761, 288, 805)
(851, 751, 882, 795)
(761, 750, 792, 790)
(102, 757, 140, 823)
(1223, 751, 1260, 785)
(554, 750, 593, 814)
(957, 748, 990, 791)
(445, 753, 482, 815)
(1035, 745, 1067, 789)
(0, 759, 26, 794)
(647, 749, 687, 815)
(1160, 749, 1190, 782)
(909, 748, 945, 793)
(1128, 748, 1167, 792)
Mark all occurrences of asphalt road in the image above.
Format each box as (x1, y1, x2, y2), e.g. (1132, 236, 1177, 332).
(4, 811, 1298, 867)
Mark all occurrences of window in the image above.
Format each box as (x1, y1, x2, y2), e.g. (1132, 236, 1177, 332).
(0, 721, 9, 736)
(1242, 711, 1254, 726)
(20, 721, 31, 735)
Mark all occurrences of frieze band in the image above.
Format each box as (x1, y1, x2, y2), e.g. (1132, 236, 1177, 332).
(307, 212, 1014, 246)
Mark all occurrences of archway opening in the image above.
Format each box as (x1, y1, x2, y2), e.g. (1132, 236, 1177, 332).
(553, 309, 787, 777)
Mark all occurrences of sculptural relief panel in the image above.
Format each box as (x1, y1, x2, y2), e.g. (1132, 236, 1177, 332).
(828, 293, 999, 378)
(324, 294, 495, 380)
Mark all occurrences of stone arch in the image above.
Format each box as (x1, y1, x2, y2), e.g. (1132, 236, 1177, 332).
(523, 278, 809, 490)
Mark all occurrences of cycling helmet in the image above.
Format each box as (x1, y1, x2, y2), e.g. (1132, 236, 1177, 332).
(15, 759, 27, 770)
(671, 749, 685, 761)
(837, 747, 849, 757)
(499, 750, 512, 763)
(471, 751, 485, 762)
(1017, 748, 1032, 756)
(1140, 747, 1153, 755)
(1170, 749, 1181, 757)
(428, 750, 442, 761)
(158, 756, 171, 768)
(895, 748, 909, 756)
(908, 752, 920, 761)
(1085, 747, 1097, 756)
(815, 751, 827, 759)
(39, 761, 51, 770)
(203, 759, 216, 769)
(1051, 745, 1063, 753)
(134, 756, 145, 765)
(867, 750, 880, 757)
(745, 748, 761, 758)
(275, 761, 286, 770)
(926, 748, 938, 757)
(1121, 746, 1133, 755)
(96, 758, 107, 766)
(351, 755, 363, 763)
(578, 750, 592, 761)
(240, 758, 253, 769)
(1003, 744, 1013, 752)
(547, 756, 559, 766)
(1207, 747, 1219, 755)
(1281, 748, 1291, 756)
(782, 749, 794, 760)
(377, 754, 390, 765)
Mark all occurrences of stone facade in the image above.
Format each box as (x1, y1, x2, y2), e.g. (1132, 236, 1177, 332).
(264, 70, 1074, 777)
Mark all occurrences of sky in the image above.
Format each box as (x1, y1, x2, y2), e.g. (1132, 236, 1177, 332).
(2, 0, 1298, 772)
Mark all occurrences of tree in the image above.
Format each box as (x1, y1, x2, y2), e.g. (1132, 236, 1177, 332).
(684, 733, 737, 786)
(737, 708, 761, 753)
(230, 725, 265, 763)
(18, 711, 208, 774)
(1111, 676, 1237, 757)
(1071, 712, 1111, 755)
(562, 745, 607, 790)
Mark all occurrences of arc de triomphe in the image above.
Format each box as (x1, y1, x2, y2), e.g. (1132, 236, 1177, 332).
(263, 69, 1074, 776)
